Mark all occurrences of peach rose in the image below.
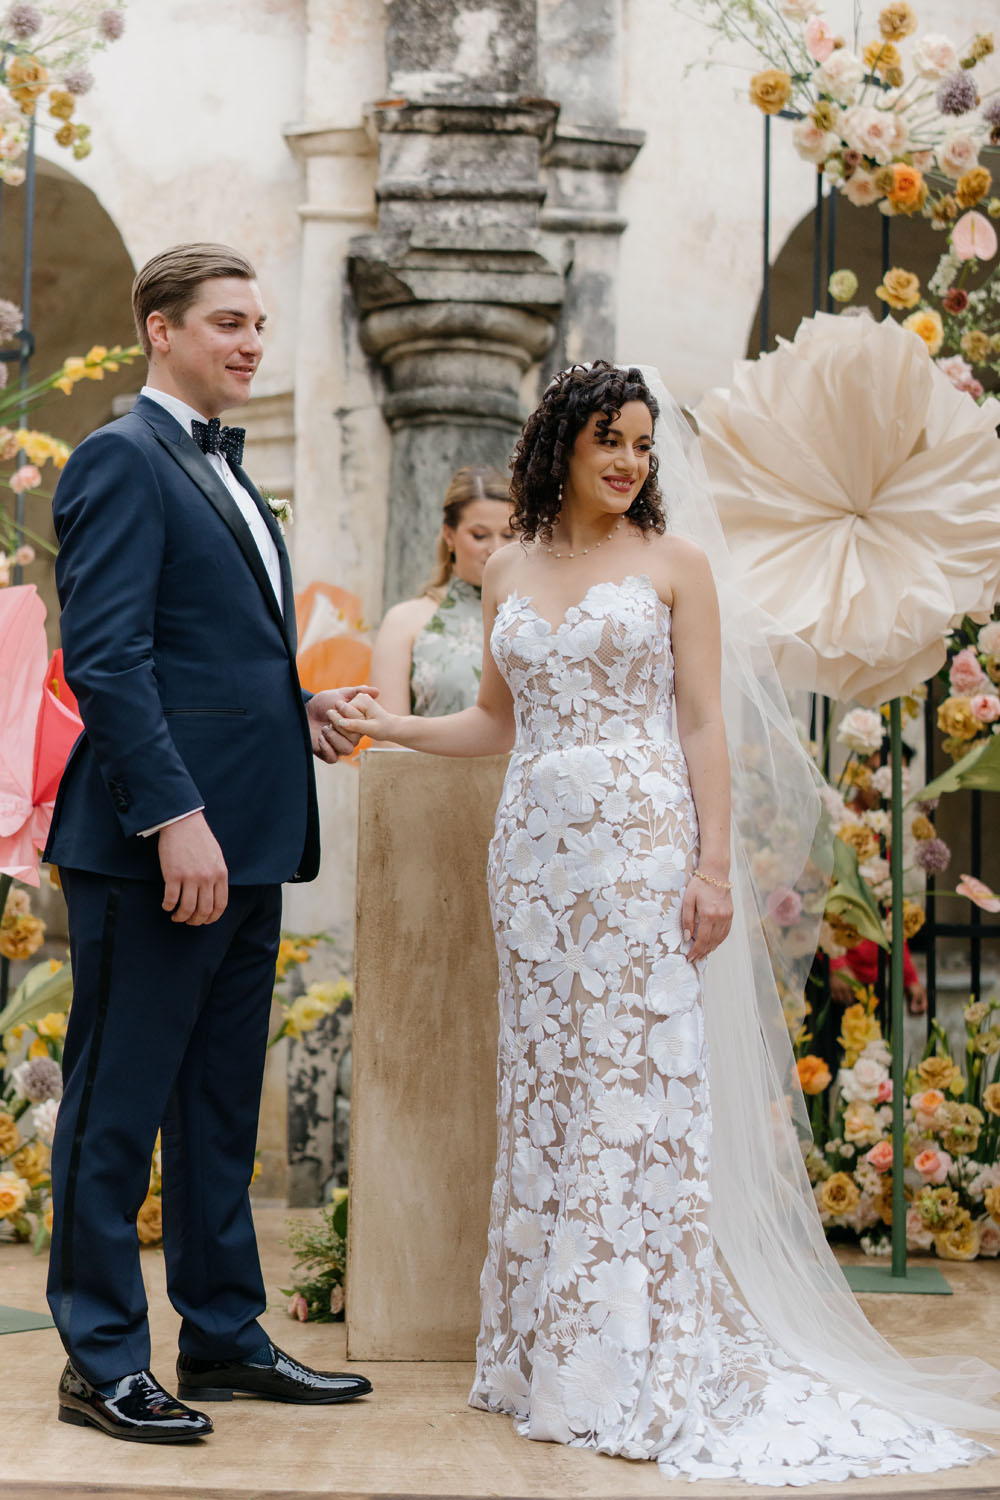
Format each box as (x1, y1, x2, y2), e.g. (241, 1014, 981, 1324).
(866, 1140, 894, 1173)
(888, 163, 925, 214)
(796, 1055, 832, 1095)
(910, 1088, 946, 1129)
(937, 131, 979, 180)
(913, 33, 959, 79)
(844, 1101, 881, 1147)
(0, 1171, 29, 1219)
(902, 309, 944, 356)
(914, 1147, 953, 1184)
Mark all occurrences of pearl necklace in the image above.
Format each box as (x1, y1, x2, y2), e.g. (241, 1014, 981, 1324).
(545, 518, 622, 560)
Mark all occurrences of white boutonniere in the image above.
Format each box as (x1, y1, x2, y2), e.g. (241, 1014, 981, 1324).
(261, 489, 293, 535)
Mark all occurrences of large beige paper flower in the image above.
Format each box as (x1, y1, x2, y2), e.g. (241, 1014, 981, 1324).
(694, 313, 1000, 705)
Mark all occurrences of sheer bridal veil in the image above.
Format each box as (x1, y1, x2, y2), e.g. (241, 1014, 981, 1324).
(631, 364, 1000, 1433)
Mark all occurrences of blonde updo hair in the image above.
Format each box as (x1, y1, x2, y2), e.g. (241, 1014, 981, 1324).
(422, 465, 512, 599)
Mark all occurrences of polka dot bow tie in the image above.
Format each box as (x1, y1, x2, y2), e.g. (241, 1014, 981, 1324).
(191, 416, 245, 468)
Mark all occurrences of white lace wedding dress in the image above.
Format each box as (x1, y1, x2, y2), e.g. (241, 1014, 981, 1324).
(468, 573, 984, 1485)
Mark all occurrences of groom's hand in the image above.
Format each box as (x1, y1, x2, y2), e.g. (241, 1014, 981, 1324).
(158, 812, 229, 925)
(307, 686, 379, 762)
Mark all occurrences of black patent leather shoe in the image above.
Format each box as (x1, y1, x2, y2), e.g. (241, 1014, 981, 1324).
(58, 1361, 213, 1442)
(176, 1341, 372, 1404)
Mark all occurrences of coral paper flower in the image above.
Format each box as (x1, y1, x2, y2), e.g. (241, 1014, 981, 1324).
(694, 313, 1000, 705)
(0, 585, 82, 884)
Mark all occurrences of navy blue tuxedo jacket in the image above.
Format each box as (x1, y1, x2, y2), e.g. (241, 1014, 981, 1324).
(44, 394, 320, 885)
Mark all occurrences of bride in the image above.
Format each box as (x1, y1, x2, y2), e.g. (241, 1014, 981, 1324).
(334, 362, 1000, 1484)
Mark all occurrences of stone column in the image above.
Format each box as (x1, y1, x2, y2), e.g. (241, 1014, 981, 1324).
(349, 0, 567, 608)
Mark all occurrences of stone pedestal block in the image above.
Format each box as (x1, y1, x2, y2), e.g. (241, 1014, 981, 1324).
(348, 749, 507, 1360)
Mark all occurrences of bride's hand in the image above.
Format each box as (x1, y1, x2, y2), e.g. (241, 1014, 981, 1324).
(329, 692, 397, 743)
(682, 875, 733, 963)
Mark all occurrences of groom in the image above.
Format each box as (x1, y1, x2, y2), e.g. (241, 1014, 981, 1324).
(44, 243, 372, 1441)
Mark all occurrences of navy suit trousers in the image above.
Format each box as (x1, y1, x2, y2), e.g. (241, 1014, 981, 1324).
(46, 869, 282, 1385)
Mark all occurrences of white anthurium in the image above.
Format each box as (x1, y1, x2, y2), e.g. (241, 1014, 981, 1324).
(694, 312, 1000, 707)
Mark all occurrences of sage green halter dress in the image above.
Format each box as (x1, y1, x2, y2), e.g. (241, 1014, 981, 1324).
(410, 575, 484, 716)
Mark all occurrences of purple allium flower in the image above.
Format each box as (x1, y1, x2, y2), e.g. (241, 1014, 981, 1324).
(0, 296, 23, 343)
(936, 72, 978, 116)
(914, 797, 940, 816)
(5, 3, 43, 40)
(915, 837, 951, 875)
(983, 98, 1000, 128)
(12, 1055, 63, 1104)
(62, 65, 94, 96)
(97, 7, 125, 41)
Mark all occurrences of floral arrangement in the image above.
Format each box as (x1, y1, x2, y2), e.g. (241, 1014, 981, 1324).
(0, 967, 65, 1249)
(801, 992, 1000, 1259)
(0, 330, 141, 574)
(694, 0, 1000, 217)
(934, 611, 1000, 761)
(283, 1190, 348, 1322)
(268, 932, 351, 1047)
(0, 1, 127, 182)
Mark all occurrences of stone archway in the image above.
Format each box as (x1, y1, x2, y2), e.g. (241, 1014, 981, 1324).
(746, 191, 950, 357)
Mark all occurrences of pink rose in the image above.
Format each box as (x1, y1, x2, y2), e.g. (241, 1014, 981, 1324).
(914, 1148, 953, 1184)
(937, 131, 979, 180)
(971, 694, 1000, 724)
(9, 463, 41, 493)
(866, 1140, 894, 1173)
(287, 1293, 309, 1321)
(792, 117, 838, 165)
(843, 168, 882, 207)
(13, 544, 34, 567)
(949, 645, 987, 695)
(913, 33, 959, 80)
(876, 1078, 893, 1105)
(804, 15, 834, 61)
(978, 1218, 1000, 1258)
(906, 1205, 934, 1251)
(766, 885, 803, 927)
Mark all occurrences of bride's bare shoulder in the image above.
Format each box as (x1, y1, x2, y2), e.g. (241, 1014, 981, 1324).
(483, 540, 528, 603)
(641, 531, 711, 606)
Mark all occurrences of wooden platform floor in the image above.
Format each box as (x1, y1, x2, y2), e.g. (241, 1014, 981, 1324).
(1, 1201, 998, 1500)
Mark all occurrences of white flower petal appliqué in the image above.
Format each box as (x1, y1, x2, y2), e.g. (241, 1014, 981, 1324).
(471, 575, 983, 1485)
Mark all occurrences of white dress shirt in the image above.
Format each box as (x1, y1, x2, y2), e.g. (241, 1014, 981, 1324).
(140, 385, 283, 613)
(137, 385, 285, 838)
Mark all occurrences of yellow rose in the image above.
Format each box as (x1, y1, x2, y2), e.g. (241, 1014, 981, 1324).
(984, 1185, 1000, 1223)
(960, 329, 991, 364)
(820, 1172, 860, 1217)
(0, 1113, 21, 1157)
(136, 1194, 163, 1245)
(48, 89, 75, 121)
(35, 1011, 67, 1041)
(956, 167, 992, 211)
(902, 309, 944, 356)
(0, 912, 45, 960)
(750, 69, 793, 115)
(6, 55, 48, 112)
(844, 1101, 880, 1147)
(876, 268, 921, 310)
(934, 1209, 980, 1261)
(910, 813, 935, 841)
(836, 822, 879, 863)
(11, 1141, 48, 1187)
(982, 1083, 1000, 1117)
(54, 122, 78, 148)
(878, 1, 916, 41)
(889, 899, 925, 941)
(917, 1056, 963, 1094)
(862, 39, 901, 74)
(937, 696, 982, 742)
(0, 1171, 29, 1219)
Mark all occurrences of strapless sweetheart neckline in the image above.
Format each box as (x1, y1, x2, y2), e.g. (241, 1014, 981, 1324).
(499, 572, 667, 636)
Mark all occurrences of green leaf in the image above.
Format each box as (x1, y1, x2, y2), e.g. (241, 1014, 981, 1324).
(913, 735, 1000, 802)
(824, 837, 889, 950)
(0, 959, 73, 1036)
(331, 1194, 348, 1239)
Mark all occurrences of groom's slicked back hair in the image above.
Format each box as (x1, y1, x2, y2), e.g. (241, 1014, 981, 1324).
(132, 242, 257, 357)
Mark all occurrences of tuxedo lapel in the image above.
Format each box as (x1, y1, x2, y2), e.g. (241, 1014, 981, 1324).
(135, 397, 290, 651)
(232, 464, 298, 655)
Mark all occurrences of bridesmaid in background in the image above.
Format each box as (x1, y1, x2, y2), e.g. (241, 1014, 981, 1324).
(370, 466, 514, 717)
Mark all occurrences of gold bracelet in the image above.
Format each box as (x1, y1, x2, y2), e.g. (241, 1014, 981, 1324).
(692, 868, 733, 892)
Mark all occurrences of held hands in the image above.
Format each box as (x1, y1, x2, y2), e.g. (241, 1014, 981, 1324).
(158, 811, 228, 925)
(329, 692, 398, 744)
(307, 686, 380, 762)
(681, 871, 733, 964)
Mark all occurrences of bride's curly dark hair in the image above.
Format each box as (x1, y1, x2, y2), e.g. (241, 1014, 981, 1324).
(509, 361, 664, 544)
